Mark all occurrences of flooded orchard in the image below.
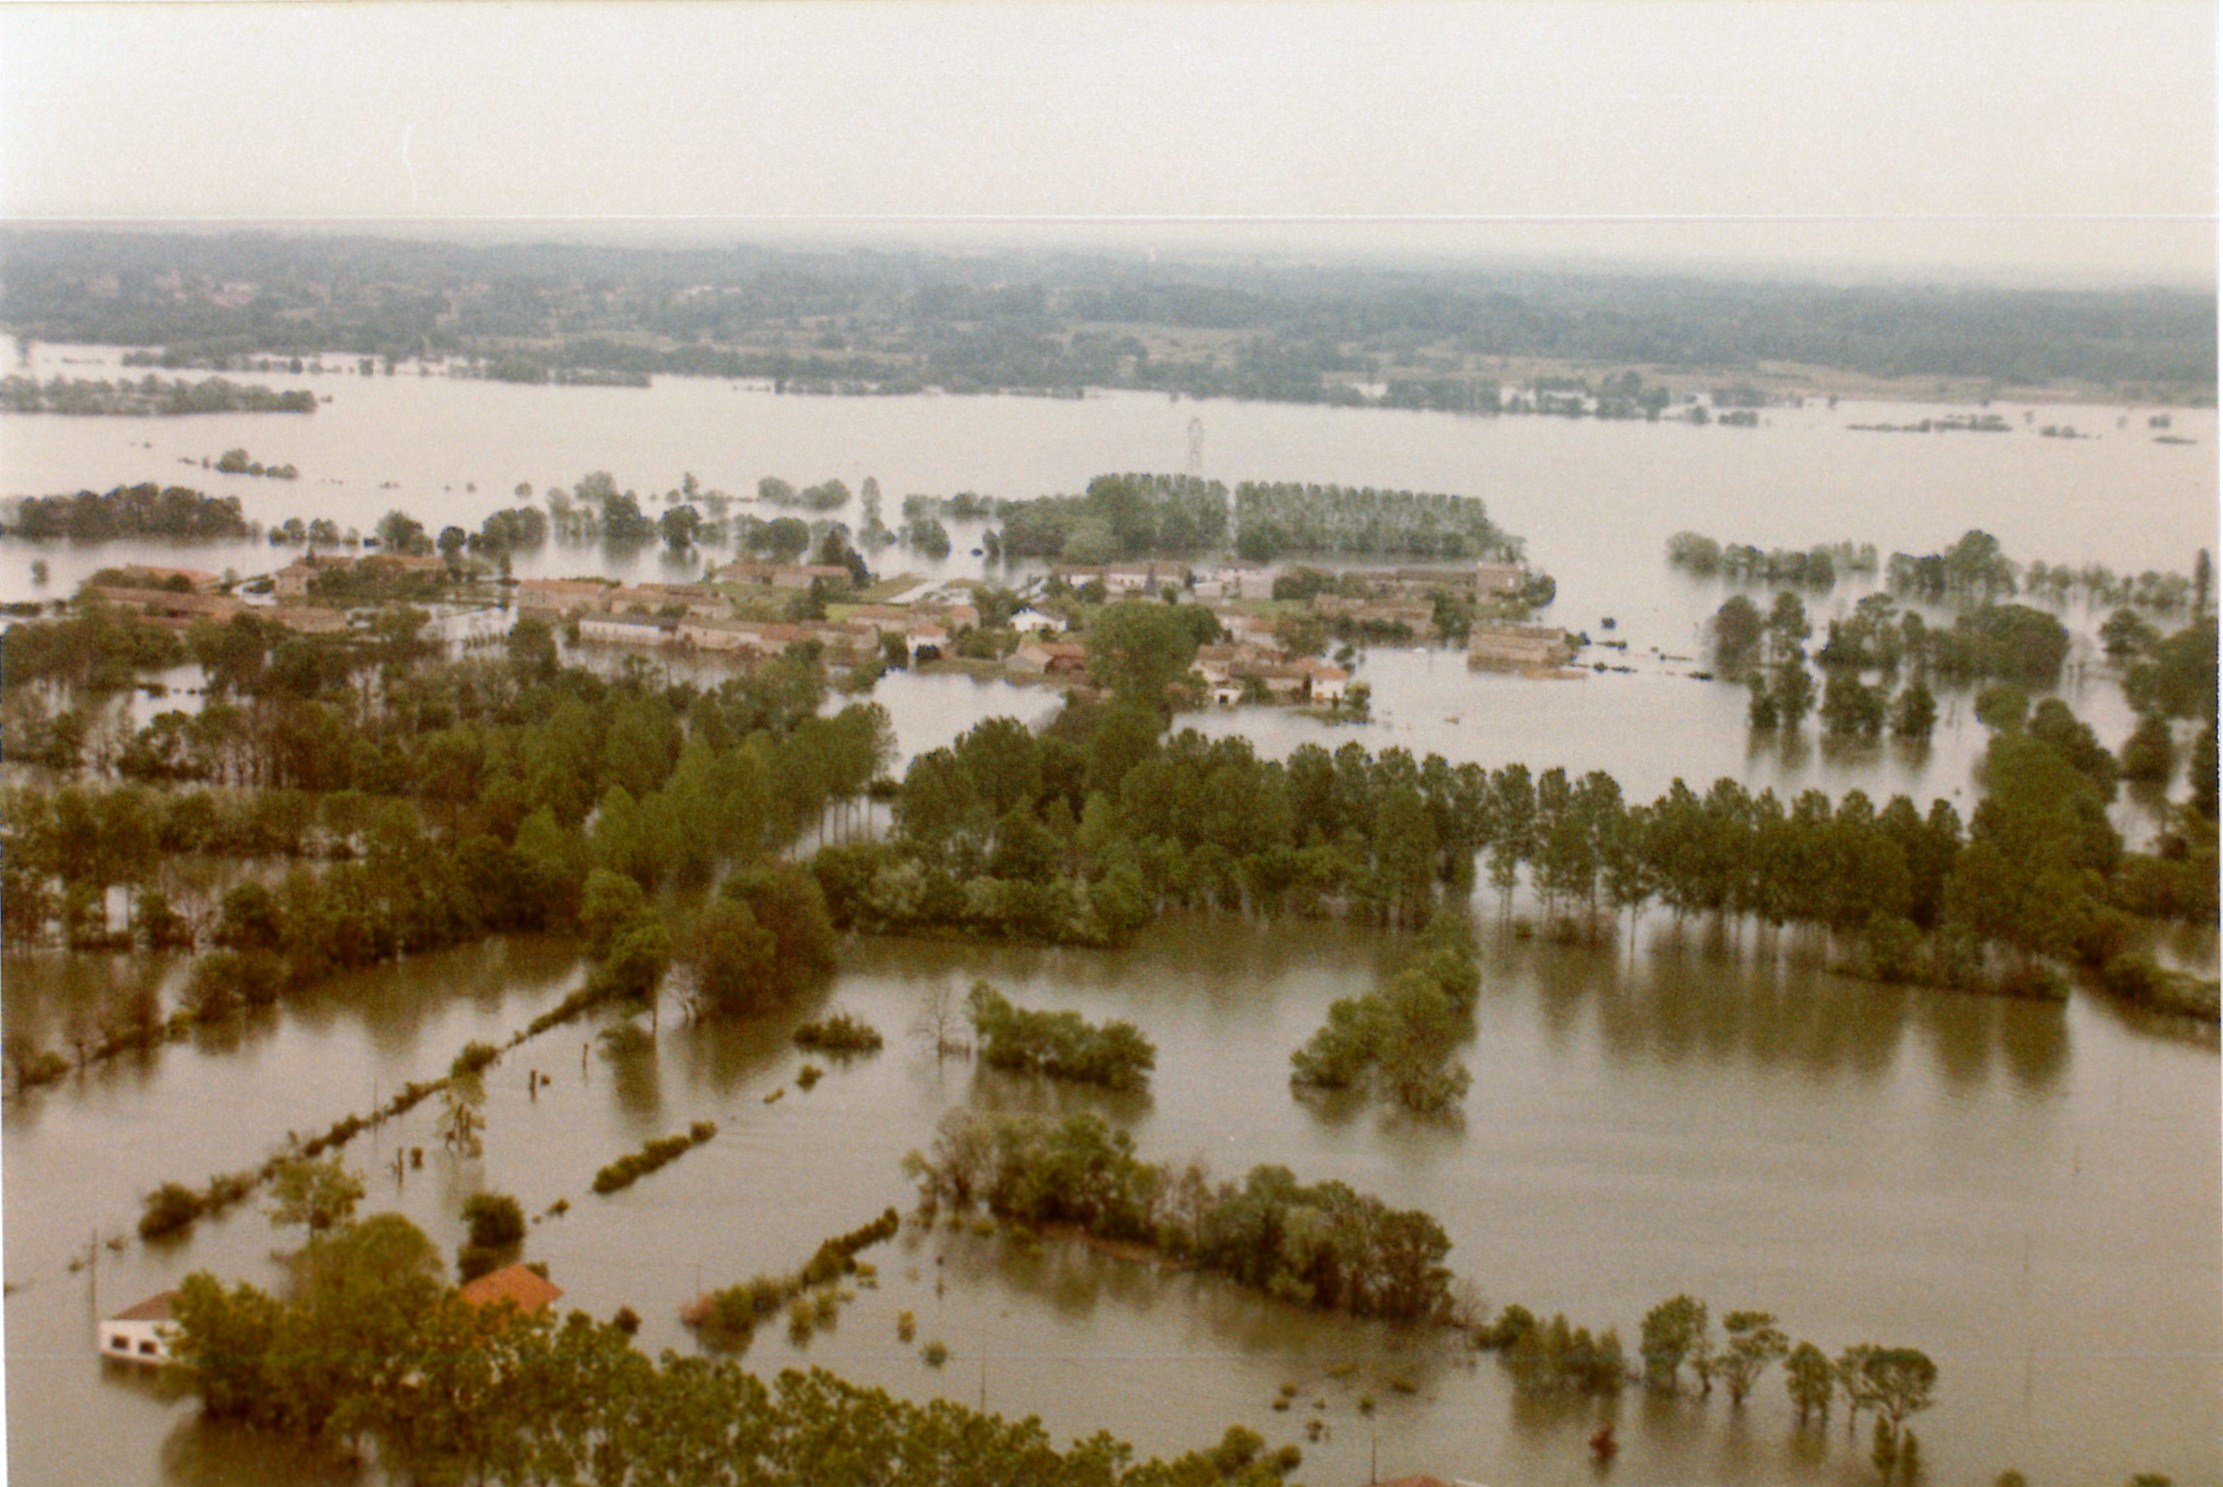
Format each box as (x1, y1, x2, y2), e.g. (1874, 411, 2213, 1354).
(3, 354, 2218, 1486)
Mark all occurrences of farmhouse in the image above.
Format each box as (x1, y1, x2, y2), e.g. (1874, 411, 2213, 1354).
(1295, 656, 1351, 704)
(100, 1292, 181, 1365)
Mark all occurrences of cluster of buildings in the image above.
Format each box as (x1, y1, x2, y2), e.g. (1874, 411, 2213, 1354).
(521, 571, 989, 667)
(1193, 644, 1350, 706)
(78, 564, 349, 635)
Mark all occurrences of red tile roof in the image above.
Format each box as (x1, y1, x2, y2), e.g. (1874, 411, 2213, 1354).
(109, 1291, 180, 1323)
(457, 1264, 563, 1313)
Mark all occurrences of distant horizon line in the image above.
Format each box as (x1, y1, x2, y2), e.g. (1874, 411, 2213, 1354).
(3, 216, 2212, 294)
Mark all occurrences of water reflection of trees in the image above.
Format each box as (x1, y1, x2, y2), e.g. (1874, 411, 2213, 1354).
(938, 1228, 1462, 1396)
(1502, 919, 2068, 1095)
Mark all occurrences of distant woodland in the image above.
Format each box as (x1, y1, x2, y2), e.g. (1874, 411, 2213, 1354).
(2, 231, 2211, 404)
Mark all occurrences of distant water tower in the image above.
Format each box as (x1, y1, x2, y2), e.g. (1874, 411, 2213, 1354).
(1186, 416, 1204, 477)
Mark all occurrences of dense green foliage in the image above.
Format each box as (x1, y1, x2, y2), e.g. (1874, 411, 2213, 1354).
(169, 1212, 1301, 1487)
(966, 982, 1157, 1092)
(458, 1192, 527, 1281)
(1234, 481, 1515, 562)
(996, 474, 1228, 560)
(2, 482, 253, 539)
(0, 600, 184, 701)
(815, 696, 2210, 1009)
(904, 1108, 1453, 1321)
(1289, 915, 1479, 1113)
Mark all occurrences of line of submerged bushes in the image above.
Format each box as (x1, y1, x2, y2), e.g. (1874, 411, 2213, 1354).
(682, 1207, 902, 1349)
(590, 1122, 718, 1194)
(132, 903, 671, 1243)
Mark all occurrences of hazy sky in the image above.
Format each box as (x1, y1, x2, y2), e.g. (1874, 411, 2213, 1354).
(1, 1, 2213, 285)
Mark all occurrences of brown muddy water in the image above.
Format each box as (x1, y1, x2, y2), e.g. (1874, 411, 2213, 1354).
(3, 345, 2218, 1485)
(3, 913, 2217, 1486)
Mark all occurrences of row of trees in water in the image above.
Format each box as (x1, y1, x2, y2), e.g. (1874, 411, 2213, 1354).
(1676, 525, 2210, 615)
(1, 372, 317, 415)
(809, 688, 2211, 1005)
(1668, 532, 1877, 589)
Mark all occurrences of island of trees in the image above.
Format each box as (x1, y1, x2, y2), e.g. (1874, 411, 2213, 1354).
(1, 482, 253, 540)
(1, 372, 316, 415)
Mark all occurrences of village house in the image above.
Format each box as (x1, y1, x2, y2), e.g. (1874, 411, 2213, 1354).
(1007, 640, 1087, 676)
(1193, 643, 1321, 705)
(100, 1292, 181, 1365)
(1052, 560, 1190, 596)
(1295, 656, 1351, 704)
(846, 604, 914, 636)
(1104, 560, 1190, 595)
(1190, 563, 1272, 602)
(514, 578, 616, 615)
(619, 582, 727, 619)
(577, 612, 675, 647)
(1007, 606, 1067, 635)
(1207, 606, 1283, 649)
(904, 623, 949, 661)
(917, 601, 980, 630)
(272, 559, 321, 598)
(675, 617, 767, 653)
(1468, 622, 1576, 670)
(458, 1263, 564, 1315)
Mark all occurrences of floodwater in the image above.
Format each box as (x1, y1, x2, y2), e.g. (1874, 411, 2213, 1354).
(1, 343, 2209, 814)
(3, 347, 2219, 1485)
(3, 917, 2217, 1486)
